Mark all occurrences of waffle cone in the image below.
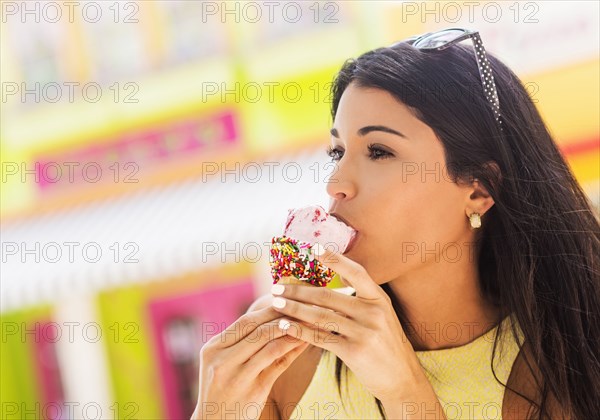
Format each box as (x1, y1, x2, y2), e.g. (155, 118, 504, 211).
(276, 276, 316, 286)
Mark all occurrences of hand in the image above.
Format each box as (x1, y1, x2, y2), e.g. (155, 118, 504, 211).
(269, 245, 425, 403)
(192, 305, 310, 419)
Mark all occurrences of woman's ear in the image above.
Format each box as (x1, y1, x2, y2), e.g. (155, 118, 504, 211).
(465, 178, 495, 218)
(464, 161, 501, 218)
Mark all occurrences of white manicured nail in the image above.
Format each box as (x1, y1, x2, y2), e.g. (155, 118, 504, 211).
(278, 319, 291, 331)
(272, 297, 286, 309)
(312, 243, 325, 256)
(271, 284, 285, 295)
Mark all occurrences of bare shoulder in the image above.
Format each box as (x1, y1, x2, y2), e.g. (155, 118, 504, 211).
(502, 341, 571, 419)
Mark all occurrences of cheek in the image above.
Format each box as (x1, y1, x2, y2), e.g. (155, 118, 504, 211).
(371, 172, 434, 241)
(350, 176, 421, 281)
(352, 165, 467, 282)
(421, 174, 467, 242)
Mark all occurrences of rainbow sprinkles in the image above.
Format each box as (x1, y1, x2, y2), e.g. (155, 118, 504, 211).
(269, 236, 334, 287)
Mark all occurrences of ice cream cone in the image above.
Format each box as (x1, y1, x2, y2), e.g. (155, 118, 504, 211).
(270, 237, 333, 287)
(269, 206, 355, 289)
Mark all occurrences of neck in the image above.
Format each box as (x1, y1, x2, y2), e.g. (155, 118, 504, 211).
(387, 256, 501, 351)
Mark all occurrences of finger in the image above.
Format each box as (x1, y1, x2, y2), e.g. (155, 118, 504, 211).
(227, 318, 295, 365)
(245, 334, 307, 377)
(274, 317, 345, 355)
(271, 283, 357, 318)
(212, 307, 282, 348)
(271, 296, 353, 334)
(313, 243, 382, 300)
(258, 340, 311, 384)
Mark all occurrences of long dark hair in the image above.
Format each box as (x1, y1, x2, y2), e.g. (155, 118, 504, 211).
(327, 40, 600, 419)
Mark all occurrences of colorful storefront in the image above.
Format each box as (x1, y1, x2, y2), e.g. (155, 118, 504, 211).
(1, 2, 598, 419)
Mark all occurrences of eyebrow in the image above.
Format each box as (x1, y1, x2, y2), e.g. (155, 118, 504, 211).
(330, 125, 407, 139)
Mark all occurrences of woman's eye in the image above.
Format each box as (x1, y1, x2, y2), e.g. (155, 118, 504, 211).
(326, 144, 394, 161)
(326, 146, 344, 161)
(367, 144, 394, 160)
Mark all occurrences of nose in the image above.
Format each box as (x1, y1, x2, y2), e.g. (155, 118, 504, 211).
(325, 161, 357, 201)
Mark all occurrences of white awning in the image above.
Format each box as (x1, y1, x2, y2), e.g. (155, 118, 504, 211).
(1, 147, 333, 312)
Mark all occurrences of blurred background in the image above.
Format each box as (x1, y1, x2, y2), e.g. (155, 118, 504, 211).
(1, 1, 598, 419)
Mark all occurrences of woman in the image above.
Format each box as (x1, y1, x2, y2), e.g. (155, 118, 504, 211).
(192, 28, 600, 419)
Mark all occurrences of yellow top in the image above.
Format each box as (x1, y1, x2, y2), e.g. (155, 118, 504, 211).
(290, 314, 524, 420)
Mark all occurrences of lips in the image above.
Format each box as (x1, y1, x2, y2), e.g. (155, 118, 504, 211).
(329, 212, 354, 230)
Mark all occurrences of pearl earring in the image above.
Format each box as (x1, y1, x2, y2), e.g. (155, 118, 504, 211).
(469, 213, 482, 229)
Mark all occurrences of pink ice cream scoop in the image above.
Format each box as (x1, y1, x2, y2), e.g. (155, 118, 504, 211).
(270, 205, 357, 287)
(284, 205, 357, 254)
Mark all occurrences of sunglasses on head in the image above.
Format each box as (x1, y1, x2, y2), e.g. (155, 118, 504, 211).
(392, 28, 502, 131)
